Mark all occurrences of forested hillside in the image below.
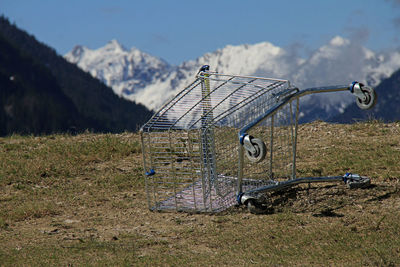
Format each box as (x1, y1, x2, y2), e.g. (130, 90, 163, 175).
(0, 16, 152, 136)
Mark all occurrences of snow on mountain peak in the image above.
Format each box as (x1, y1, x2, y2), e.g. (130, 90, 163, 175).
(102, 39, 127, 53)
(65, 40, 171, 95)
(65, 37, 400, 121)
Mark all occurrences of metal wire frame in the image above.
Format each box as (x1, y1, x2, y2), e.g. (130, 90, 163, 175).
(236, 84, 356, 202)
(141, 67, 376, 213)
(237, 98, 300, 195)
(141, 71, 293, 212)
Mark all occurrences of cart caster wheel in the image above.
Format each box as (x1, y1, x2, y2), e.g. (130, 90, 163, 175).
(245, 138, 266, 163)
(356, 86, 377, 110)
(246, 199, 270, 214)
(346, 176, 371, 189)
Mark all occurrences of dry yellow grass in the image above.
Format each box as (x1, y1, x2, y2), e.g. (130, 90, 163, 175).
(0, 121, 399, 266)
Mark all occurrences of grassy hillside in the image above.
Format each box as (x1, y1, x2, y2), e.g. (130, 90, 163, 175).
(0, 121, 399, 266)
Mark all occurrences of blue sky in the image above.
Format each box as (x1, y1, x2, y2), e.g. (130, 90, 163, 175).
(2, 0, 400, 65)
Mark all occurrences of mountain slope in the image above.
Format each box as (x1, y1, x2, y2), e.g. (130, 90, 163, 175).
(0, 34, 83, 135)
(0, 16, 152, 135)
(65, 37, 400, 122)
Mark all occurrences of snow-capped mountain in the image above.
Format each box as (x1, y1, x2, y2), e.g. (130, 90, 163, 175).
(65, 40, 172, 97)
(128, 41, 298, 111)
(65, 37, 400, 121)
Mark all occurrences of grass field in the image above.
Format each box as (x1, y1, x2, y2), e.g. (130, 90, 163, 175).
(1, 121, 399, 266)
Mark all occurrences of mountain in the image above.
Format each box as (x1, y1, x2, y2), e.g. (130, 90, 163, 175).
(65, 40, 172, 96)
(65, 37, 400, 122)
(331, 68, 400, 123)
(0, 33, 83, 135)
(0, 16, 152, 136)
(64, 40, 298, 111)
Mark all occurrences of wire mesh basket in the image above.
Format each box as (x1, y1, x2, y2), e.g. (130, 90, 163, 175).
(140, 65, 376, 213)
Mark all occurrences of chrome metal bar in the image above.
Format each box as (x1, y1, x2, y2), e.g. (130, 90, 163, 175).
(237, 144, 245, 195)
(188, 78, 256, 129)
(292, 98, 299, 179)
(269, 115, 274, 180)
(146, 132, 159, 210)
(172, 77, 234, 130)
(168, 130, 178, 210)
(197, 128, 208, 211)
(140, 132, 151, 209)
(243, 176, 344, 196)
(197, 71, 289, 84)
(239, 85, 348, 136)
(186, 130, 198, 211)
(211, 80, 287, 125)
(141, 78, 201, 131)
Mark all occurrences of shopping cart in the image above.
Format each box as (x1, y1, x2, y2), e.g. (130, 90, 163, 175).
(140, 65, 377, 213)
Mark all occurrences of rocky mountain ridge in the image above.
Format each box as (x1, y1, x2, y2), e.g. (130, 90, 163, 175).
(65, 37, 400, 121)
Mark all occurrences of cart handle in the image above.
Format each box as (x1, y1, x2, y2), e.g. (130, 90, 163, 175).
(239, 82, 375, 139)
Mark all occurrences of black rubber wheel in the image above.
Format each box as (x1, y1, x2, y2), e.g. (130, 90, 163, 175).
(245, 138, 267, 163)
(356, 86, 377, 110)
(246, 199, 270, 214)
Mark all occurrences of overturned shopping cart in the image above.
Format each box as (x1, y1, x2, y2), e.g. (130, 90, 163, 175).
(140, 65, 377, 213)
